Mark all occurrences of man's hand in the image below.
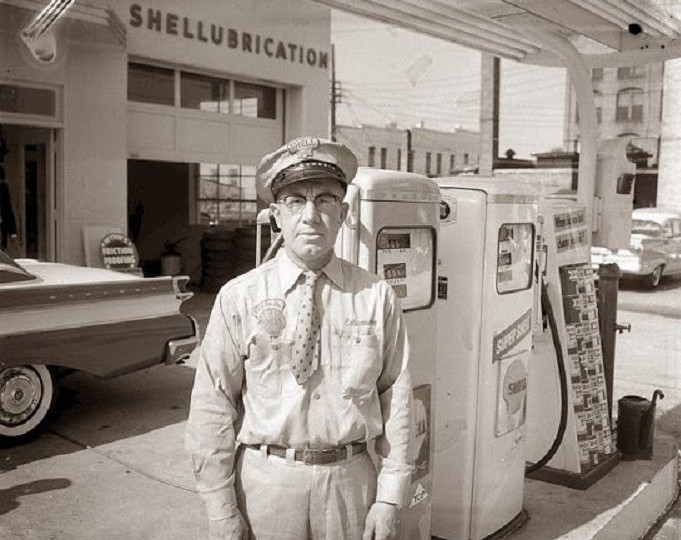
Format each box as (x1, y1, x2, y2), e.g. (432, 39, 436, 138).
(362, 501, 398, 540)
(208, 512, 248, 540)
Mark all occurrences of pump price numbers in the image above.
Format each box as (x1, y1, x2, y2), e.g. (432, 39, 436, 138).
(382, 262, 407, 280)
(377, 232, 411, 250)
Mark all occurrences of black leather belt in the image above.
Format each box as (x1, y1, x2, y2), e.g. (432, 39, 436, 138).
(245, 442, 367, 465)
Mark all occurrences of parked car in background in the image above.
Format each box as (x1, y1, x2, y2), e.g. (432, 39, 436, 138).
(591, 208, 681, 288)
(0, 250, 199, 442)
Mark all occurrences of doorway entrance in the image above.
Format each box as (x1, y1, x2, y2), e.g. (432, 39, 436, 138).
(0, 124, 55, 260)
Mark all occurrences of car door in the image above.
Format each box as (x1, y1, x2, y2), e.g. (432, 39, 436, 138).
(669, 218, 681, 273)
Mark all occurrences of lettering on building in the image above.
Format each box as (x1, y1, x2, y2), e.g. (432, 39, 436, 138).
(129, 4, 328, 70)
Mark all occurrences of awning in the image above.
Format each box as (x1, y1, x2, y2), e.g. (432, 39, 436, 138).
(311, 0, 681, 68)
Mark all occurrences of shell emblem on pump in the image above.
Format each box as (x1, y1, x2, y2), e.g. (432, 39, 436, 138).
(503, 359, 528, 414)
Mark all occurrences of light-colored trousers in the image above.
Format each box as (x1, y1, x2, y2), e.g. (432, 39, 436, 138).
(236, 445, 377, 539)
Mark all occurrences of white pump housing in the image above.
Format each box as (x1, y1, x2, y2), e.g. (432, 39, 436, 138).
(592, 138, 636, 250)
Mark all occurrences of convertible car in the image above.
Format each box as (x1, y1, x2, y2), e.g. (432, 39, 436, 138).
(0, 250, 199, 442)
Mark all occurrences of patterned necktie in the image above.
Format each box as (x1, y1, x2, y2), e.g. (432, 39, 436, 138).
(291, 271, 321, 385)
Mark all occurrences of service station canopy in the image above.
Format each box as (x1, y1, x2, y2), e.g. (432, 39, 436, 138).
(311, 0, 681, 245)
(312, 0, 681, 67)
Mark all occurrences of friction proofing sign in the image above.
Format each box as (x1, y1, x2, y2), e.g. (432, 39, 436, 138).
(492, 309, 532, 362)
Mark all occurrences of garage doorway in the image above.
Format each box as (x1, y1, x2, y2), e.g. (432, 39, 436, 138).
(0, 124, 55, 260)
(127, 159, 191, 276)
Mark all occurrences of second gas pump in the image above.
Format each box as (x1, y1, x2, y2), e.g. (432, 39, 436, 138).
(338, 172, 539, 539)
(433, 178, 538, 540)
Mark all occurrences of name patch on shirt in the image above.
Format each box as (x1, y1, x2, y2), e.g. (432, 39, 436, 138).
(252, 299, 286, 338)
(344, 319, 376, 327)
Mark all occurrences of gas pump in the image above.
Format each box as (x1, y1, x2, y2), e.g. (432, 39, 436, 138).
(337, 168, 440, 540)
(526, 138, 635, 486)
(433, 178, 537, 540)
(257, 168, 441, 540)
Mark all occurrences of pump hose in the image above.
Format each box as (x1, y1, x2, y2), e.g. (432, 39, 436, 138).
(525, 278, 569, 475)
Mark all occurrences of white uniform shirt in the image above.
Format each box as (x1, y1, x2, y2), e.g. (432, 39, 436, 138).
(186, 249, 414, 520)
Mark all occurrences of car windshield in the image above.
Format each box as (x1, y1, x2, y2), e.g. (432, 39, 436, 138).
(631, 219, 663, 237)
(0, 250, 37, 283)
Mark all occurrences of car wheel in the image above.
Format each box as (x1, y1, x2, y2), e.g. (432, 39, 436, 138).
(0, 365, 57, 442)
(648, 265, 664, 288)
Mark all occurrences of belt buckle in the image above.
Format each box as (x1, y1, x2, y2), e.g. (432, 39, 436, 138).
(303, 448, 338, 465)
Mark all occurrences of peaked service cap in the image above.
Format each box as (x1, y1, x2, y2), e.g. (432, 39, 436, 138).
(255, 136, 358, 204)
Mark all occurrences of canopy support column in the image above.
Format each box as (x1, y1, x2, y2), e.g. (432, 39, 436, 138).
(524, 30, 598, 244)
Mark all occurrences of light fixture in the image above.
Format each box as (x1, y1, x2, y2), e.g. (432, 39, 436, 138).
(20, 0, 75, 64)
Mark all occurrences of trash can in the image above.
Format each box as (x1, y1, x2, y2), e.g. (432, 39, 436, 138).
(616, 390, 664, 460)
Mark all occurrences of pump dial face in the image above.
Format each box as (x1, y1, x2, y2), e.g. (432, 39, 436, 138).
(376, 228, 434, 311)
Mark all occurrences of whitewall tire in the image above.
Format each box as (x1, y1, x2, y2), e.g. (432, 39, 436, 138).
(648, 266, 663, 288)
(0, 365, 56, 441)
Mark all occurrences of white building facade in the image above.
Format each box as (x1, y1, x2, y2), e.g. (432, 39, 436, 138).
(0, 0, 331, 271)
(564, 64, 663, 162)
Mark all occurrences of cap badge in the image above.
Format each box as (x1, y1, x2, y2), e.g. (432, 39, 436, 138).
(286, 137, 320, 159)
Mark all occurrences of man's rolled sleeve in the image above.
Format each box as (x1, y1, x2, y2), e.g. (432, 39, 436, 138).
(375, 283, 415, 508)
(185, 287, 244, 520)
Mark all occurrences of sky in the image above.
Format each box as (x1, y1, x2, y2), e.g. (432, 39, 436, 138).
(331, 10, 568, 159)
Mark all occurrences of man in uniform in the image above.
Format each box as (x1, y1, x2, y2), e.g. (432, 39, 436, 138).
(186, 137, 414, 540)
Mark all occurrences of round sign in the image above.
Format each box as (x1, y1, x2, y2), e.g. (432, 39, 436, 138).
(503, 359, 527, 414)
(100, 233, 138, 270)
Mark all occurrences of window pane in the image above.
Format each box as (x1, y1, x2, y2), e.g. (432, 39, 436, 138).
(200, 163, 217, 176)
(181, 72, 229, 113)
(241, 175, 257, 200)
(672, 220, 681, 236)
(218, 163, 239, 176)
(219, 201, 240, 221)
(199, 201, 218, 226)
(234, 82, 276, 118)
(199, 177, 219, 199)
(0, 83, 56, 116)
(128, 63, 174, 105)
(631, 105, 643, 122)
(217, 165, 238, 200)
(242, 202, 257, 222)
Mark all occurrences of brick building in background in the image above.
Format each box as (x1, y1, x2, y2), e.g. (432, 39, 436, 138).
(336, 123, 480, 177)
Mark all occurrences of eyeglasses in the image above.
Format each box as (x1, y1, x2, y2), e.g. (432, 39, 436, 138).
(277, 194, 342, 214)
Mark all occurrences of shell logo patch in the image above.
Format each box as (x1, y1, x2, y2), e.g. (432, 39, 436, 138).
(252, 299, 286, 338)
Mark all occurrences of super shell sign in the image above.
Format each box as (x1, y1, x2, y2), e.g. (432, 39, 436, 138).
(100, 233, 138, 270)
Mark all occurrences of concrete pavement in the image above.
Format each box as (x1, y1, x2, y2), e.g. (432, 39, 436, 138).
(1, 283, 680, 539)
(1, 365, 206, 540)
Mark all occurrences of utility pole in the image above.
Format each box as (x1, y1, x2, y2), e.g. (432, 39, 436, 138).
(479, 54, 500, 175)
(330, 45, 344, 142)
(331, 44, 337, 141)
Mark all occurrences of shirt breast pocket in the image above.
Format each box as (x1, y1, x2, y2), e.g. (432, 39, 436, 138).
(245, 338, 301, 398)
(338, 330, 383, 403)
